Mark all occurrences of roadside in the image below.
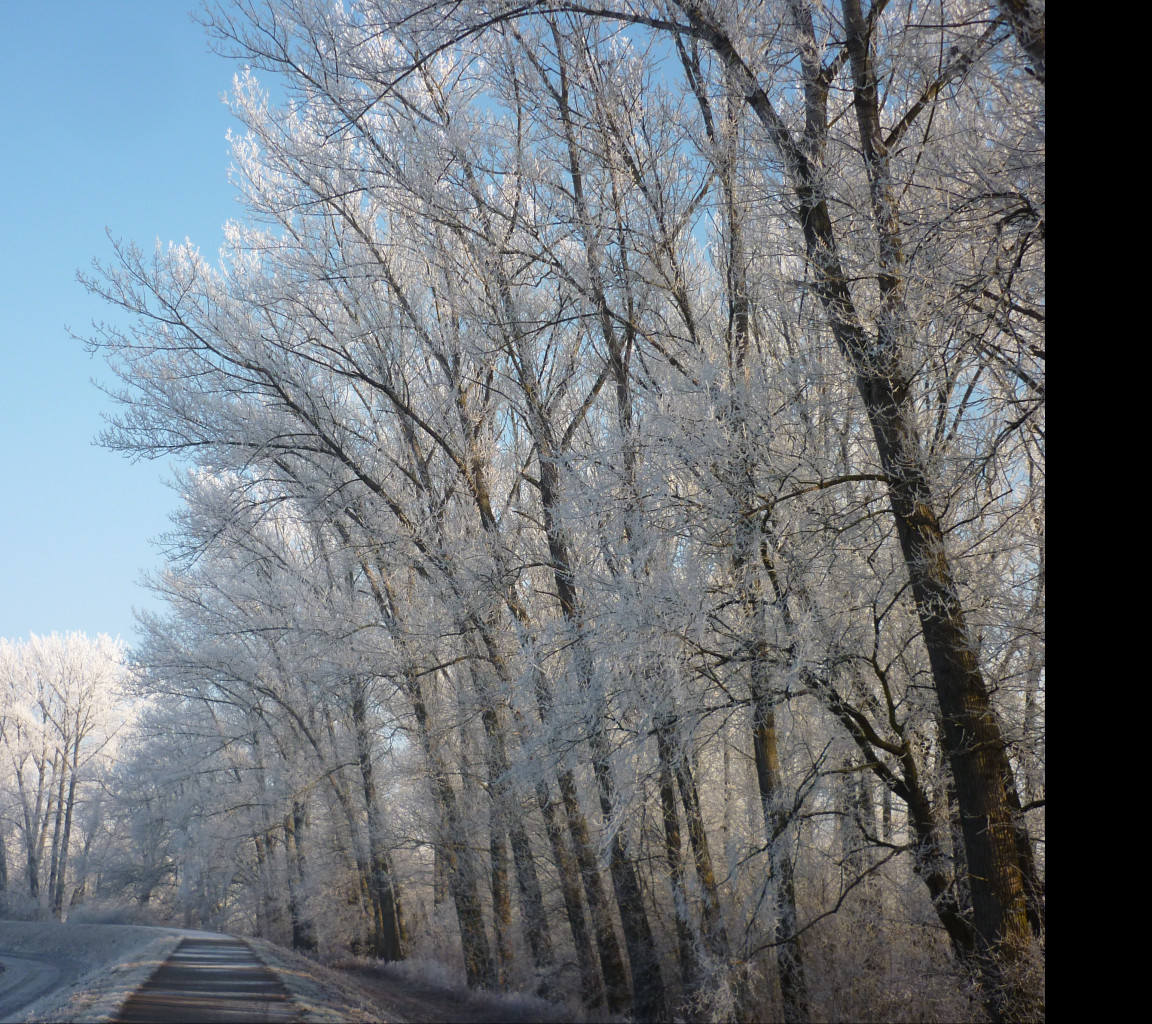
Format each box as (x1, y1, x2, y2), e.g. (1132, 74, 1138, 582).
(250, 941, 580, 1024)
(0, 921, 187, 1023)
(334, 960, 580, 1024)
(0, 922, 583, 1024)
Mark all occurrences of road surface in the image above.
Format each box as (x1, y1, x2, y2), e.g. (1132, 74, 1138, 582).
(113, 934, 299, 1023)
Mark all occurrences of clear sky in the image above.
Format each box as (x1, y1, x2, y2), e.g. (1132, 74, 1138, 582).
(0, 2, 248, 645)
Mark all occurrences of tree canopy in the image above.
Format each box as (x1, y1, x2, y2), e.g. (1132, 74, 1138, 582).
(37, 2, 1045, 1021)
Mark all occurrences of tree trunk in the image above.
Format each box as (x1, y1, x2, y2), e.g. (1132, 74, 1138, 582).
(489, 803, 515, 988)
(537, 457, 667, 1021)
(353, 690, 405, 961)
(52, 769, 79, 918)
(408, 675, 496, 989)
(670, 729, 730, 963)
(656, 724, 700, 996)
(252, 834, 270, 938)
(837, 7, 1036, 1013)
(53, 731, 83, 918)
(556, 766, 632, 1014)
(285, 801, 318, 952)
(534, 777, 604, 1009)
(467, 654, 555, 984)
(751, 697, 809, 1024)
(47, 753, 66, 914)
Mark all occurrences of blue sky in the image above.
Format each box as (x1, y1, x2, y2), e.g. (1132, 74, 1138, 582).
(0, 3, 247, 644)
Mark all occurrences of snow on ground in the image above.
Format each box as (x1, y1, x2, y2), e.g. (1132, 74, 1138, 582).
(249, 942, 580, 1023)
(246, 937, 398, 1023)
(0, 921, 196, 1023)
(326, 957, 581, 1024)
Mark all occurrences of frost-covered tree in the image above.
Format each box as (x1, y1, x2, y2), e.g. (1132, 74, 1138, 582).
(0, 633, 128, 918)
(82, 1, 1042, 1019)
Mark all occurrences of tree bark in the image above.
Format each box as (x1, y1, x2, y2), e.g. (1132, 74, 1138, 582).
(534, 777, 605, 1009)
(489, 803, 515, 988)
(285, 800, 318, 951)
(408, 674, 497, 989)
(556, 765, 633, 1014)
(353, 689, 406, 961)
(656, 723, 701, 996)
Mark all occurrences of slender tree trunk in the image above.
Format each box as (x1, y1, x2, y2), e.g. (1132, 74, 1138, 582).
(353, 690, 405, 961)
(47, 755, 67, 917)
(252, 834, 270, 938)
(428, 52, 661, 1012)
(52, 770, 79, 918)
(18, 754, 54, 900)
(669, 729, 729, 962)
(751, 696, 809, 1024)
(324, 766, 390, 953)
(53, 731, 83, 918)
(723, 109, 809, 1022)
(537, 458, 667, 1021)
(534, 777, 604, 1009)
(408, 675, 496, 989)
(0, 817, 8, 893)
(656, 725, 700, 996)
(556, 766, 632, 1014)
(434, 845, 448, 909)
(467, 653, 555, 984)
(285, 801, 318, 951)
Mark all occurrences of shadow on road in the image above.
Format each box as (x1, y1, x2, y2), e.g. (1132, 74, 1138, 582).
(114, 935, 299, 1023)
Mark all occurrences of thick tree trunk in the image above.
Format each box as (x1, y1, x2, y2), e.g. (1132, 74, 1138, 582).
(836, 8, 1036, 1015)
(489, 806, 515, 988)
